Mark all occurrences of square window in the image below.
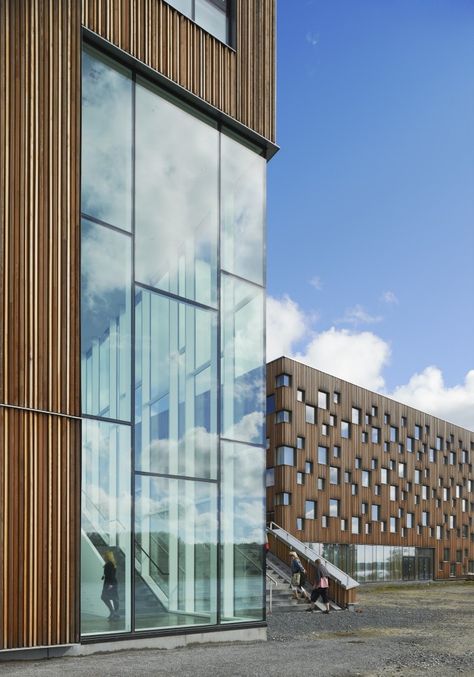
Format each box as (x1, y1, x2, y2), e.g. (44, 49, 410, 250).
(275, 373, 291, 388)
(276, 446, 295, 466)
(275, 409, 291, 424)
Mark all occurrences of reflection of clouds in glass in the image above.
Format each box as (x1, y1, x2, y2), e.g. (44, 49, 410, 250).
(82, 48, 132, 231)
(135, 82, 218, 305)
(139, 427, 218, 479)
(223, 411, 264, 444)
(221, 134, 265, 285)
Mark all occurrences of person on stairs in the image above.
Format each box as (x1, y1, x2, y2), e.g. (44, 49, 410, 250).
(306, 559, 331, 613)
(289, 551, 307, 599)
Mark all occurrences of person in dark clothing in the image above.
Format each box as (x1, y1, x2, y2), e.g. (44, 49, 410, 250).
(306, 558, 331, 613)
(101, 550, 120, 620)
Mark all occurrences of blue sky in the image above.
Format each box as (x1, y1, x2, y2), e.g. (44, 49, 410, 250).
(266, 0, 474, 427)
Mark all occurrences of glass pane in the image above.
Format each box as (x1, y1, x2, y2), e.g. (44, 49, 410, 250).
(167, 0, 192, 16)
(81, 219, 131, 421)
(195, 0, 227, 42)
(135, 288, 218, 479)
(81, 47, 132, 231)
(81, 420, 131, 635)
(135, 80, 218, 307)
(221, 133, 265, 285)
(221, 275, 265, 445)
(221, 442, 265, 623)
(135, 475, 217, 630)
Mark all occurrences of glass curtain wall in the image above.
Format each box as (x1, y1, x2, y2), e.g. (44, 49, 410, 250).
(80, 44, 266, 637)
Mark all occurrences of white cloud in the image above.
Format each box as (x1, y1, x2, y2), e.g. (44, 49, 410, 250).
(267, 295, 390, 390)
(266, 295, 308, 362)
(297, 328, 391, 391)
(389, 367, 474, 431)
(336, 304, 383, 326)
(382, 291, 399, 305)
(305, 31, 319, 46)
(309, 275, 322, 290)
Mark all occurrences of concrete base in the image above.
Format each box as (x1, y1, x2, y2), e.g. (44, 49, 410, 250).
(0, 627, 267, 661)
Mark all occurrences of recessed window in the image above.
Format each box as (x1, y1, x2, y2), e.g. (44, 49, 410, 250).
(414, 469, 420, 484)
(266, 394, 275, 414)
(365, 413, 371, 424)
(341, 519, 347, 531)
(305, 460, 313, 474)
(321, 423, 328, 436)
(296, 389, 305, 402)
(318, 446, 328, 465)
(361, 470, 370, 487)
(406, 513, 413, 528)
(333, 445, 341, 458)
(371, 406, 378, 417)
(275, 409, 291, 424)
(317, 477, 325, 490)
(362, 431, 368, 443)
(321, 515, 328, 528)
(390, 517, 397, 533)
(329, 414, 336, 426)
(344, 471, 351, 483)
(374, 484, 381, 495)
(275, 492, 291, 506)
(390, 426, 398, 442)
(341, 420, 350, 439)
(333, 391, 340, 404)
(351, 483, 358, 495)
(351, 407, 361, 425)
(330, 466, 340, 485)
(383, 441, 389, 452)
(318, 390, 329, 410)
(401, 416, 407, 427)
(296, 472, 305, 485)
(351, 516, 360, 534)
(275, 373, 291, 388)
(305, 500, 316, 519)
(265, 468, 275, 487)
(398, 462, 406, 479)
(380, 468, 388, 484)
(329, 499, 340, 517)
(390, 485, 397, 501)
(296, 517, 304, 530)
(371, 458, 378, 470)
(361, 502, 368, 514)
(296, 436, 305, 449)
(276, 446, 295, 466)
(421, 511, 429, 526)
(371, 504, 380, 521)
(305, 405, 316, 424)
(355, 456, 361, 469)
(371, 427, 380, 444)
(406, 437, 413, 452)
(414, 424, 422, 440)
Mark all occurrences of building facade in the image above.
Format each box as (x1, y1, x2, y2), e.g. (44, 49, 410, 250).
(266, 357, 474, 582)
(0, 0, 276, 654)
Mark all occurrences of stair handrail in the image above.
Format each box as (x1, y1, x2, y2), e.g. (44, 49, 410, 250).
(267, 521, 359, 591)
(265, 571, 278, 615)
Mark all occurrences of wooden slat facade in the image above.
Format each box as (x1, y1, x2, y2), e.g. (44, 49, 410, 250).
(0, 0, 275, 650)
(81, 0, 276, 142)
(0, 408, 80, 649)
(267, 357, 474, 581)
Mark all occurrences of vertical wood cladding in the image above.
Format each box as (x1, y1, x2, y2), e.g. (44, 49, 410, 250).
(81, 0, 276, 142)
(0, 0, 81, 416)
(267, 357, 474, 580)
(0, 0, 81, 649)
(0, 408, 80, 649)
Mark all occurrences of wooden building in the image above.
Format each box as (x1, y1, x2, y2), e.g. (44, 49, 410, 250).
(267, 357, 474, 582)
(0, 0, 276, 655)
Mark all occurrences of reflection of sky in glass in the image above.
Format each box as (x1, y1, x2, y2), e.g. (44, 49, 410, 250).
(135, 81, 218, 307)
(221, 134, 265, 285)
(81, 47, 132, 231)
(221, 275, 265, 445)
(81, 219, 131, 421)
(135, 289, 218, 478)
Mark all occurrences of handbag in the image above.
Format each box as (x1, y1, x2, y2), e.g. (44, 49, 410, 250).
(319, 576, 329, 589)
(291, 573, 301, 586)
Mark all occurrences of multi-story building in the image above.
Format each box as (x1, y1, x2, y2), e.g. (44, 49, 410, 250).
(266, 357, 474, 582)
(0, 0, 276, 656)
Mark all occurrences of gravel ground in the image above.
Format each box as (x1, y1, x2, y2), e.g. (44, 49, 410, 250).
(1, 581, 473, 676)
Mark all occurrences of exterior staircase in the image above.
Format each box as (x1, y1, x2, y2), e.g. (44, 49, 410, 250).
(266, 552, 342, 614)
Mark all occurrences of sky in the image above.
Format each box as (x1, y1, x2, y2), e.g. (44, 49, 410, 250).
(266, 0, 474, 430)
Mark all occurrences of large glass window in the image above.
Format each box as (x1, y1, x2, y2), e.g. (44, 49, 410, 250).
(135, 289, 217, 479)
(135, 475, 217, 630)
(221, 275, 264, 445)
(135, 80, 218, 307)
(81, 47, 132, 231)
(81, 218, 132, 421)
(221, 442, 265, 622)
(81, 420, 131, 635)
(221, 133, 265, 285)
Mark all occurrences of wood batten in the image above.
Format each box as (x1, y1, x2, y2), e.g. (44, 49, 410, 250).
(0, 408, 80, 649)
(0, 0, 81, 416)
(81, 0, 276, 142)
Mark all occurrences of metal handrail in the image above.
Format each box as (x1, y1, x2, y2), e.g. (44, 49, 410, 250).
(267, 521, 359, 591)
(266, 571, 278, 615)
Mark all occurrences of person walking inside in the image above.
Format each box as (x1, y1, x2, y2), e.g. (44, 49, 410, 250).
(306, 558, 331, 613)
(101, 550, 120, 620)
(289, 551, 307, 599)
